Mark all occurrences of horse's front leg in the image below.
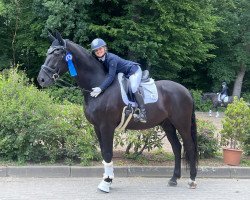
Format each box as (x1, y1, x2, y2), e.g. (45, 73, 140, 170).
(215, 104, 219, 118)
(95, 125, 115, 193)
(209, 109, 212, 117)
(98, 160, 114, 193)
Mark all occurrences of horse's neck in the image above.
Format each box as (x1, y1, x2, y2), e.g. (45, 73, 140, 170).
(210, 93, 217, 100)
(67, 41, 106, 91)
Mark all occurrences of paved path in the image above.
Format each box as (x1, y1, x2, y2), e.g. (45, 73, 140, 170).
(0, 177, 249, 200)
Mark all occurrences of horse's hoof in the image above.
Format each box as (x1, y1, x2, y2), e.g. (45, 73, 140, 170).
(98, 180, 111, 193)
(188, 179, 197, 189)
(168, 179, 177, 187)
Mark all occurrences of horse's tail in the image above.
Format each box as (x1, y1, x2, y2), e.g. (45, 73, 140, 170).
(191, 101, 198, 166)
(185, 97, 198, 169)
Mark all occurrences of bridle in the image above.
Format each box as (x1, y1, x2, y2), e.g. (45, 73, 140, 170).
(41, 44, 92, 93)
(41, 45, 66, 81)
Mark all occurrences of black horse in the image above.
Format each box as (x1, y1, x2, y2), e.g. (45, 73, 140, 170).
(202, 92, 234, 117)
(37, 31, 198, 192)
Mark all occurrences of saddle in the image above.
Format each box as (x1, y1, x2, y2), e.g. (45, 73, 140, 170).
(121, 70, 150, 102)
(116, 71, 158, 129)
(218, 94, 229, 103)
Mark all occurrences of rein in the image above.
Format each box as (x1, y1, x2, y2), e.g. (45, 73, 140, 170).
(55, 78, 92, 93)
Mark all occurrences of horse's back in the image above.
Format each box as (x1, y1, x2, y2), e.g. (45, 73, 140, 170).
(153, 80, 193, 119)
(155, 80, 193, 101)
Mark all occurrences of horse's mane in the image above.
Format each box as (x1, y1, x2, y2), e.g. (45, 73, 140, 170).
(67, 40, 104, 70)
(67, 40, 92, 57)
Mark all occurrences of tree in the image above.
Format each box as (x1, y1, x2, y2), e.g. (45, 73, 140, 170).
(33, 0, 94, 43)
(34, 0, 218, 81)
(87, 0, 218, 80)
(208, 0, 250, 97)
(0, 0, 48, 78)
(0, 0, 14, 68)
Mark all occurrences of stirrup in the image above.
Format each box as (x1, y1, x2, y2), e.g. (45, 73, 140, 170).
(139, 117, 147, 123)
(139, 111, 147, 123)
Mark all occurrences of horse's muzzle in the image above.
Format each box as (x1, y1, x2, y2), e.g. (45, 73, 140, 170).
(37, 68, 55, 88)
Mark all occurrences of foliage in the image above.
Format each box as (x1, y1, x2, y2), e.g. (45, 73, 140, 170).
(220, 97, 250, 149)
(190, 89, 212, 111)
(244, 132, 250, 156)
(0, 0, 47, 77)
(45, 85, 83, 105)
(114, 127, 165, 157)
(207, 0, 250, 92)
(0, 69, 99, 164)
(87, 0, 218, 80)
(196, 119, 219, 159)
(0, 0, 249, 96)
(115, 119, 219, 159)
(242, 92, 250, 103)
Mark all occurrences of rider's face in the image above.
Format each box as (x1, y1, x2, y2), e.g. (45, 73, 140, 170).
(94, 47, 106, 58)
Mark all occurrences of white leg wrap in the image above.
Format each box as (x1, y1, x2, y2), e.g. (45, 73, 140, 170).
(216, 111, 219, 118)
(209, 110, 212, 116)
(188, 178, 197, 189)
(102, 160, 114, 179)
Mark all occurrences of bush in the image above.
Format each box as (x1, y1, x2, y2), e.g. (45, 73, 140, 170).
(0, 69, 99, 164)
(114, 119, 219, 159)
(242, 92, 250, 102)
(114, 127, 165, 157)
(45, 85, 83, 105)
(220, 97, 250, 150)
(190, 89, 212, 111)
(197, 119, 219, 159)
(244, 132, 250, 156)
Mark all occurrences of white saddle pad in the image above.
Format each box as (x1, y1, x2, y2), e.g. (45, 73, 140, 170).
(117, 73, 158, 107)
(218, 94, 229, 102)
(223, 96, 229, 102)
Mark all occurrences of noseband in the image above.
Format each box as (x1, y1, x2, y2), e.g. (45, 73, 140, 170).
(41, 45, 66, 81)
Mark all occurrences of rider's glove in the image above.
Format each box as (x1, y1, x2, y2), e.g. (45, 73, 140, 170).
(90, 87, 102, 97)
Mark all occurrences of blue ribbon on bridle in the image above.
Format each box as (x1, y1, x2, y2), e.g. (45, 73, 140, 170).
(65, 52, 77, 77)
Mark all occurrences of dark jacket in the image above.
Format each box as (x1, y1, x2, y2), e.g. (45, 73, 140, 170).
(99, 53, 139, 90)
(221, 86, 228, 96)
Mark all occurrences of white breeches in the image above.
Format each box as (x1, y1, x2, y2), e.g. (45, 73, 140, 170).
(129, 66, 142, 93)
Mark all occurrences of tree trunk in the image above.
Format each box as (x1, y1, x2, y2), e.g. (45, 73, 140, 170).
(232, 64, 246, 97)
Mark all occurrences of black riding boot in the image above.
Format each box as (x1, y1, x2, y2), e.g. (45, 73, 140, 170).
(134, 91, 147, 123)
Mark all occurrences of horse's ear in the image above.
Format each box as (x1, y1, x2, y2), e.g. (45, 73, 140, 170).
(55, 30, 65, 46)
(48, 30, 56, 43)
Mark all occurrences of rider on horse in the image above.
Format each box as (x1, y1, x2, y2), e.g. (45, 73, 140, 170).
(219, 81, 229, 103)
(90, 38, 147, 123)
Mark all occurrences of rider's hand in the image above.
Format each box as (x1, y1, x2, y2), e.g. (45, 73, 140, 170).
(90, 87, 102, 97)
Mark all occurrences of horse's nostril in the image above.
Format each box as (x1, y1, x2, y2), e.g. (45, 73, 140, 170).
(41, 78, 45, 82)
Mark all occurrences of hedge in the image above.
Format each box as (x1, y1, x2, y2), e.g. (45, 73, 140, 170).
(0, 69, 100, 164)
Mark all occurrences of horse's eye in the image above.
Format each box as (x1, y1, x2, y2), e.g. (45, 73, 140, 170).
(54, 49, 61, 55)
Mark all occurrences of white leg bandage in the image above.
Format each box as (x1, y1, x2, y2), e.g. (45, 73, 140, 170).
(102, 160, 114, 179)
(216, 111, 219, 118)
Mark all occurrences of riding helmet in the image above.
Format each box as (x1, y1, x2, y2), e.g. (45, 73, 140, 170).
(222, 81, 227, 86)
(91, 38, 107, 51)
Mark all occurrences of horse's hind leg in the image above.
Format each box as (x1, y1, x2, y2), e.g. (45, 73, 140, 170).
(169, 102, 198, 189)
(175, 120, 198, 188)
(161, 120, 182, 186)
